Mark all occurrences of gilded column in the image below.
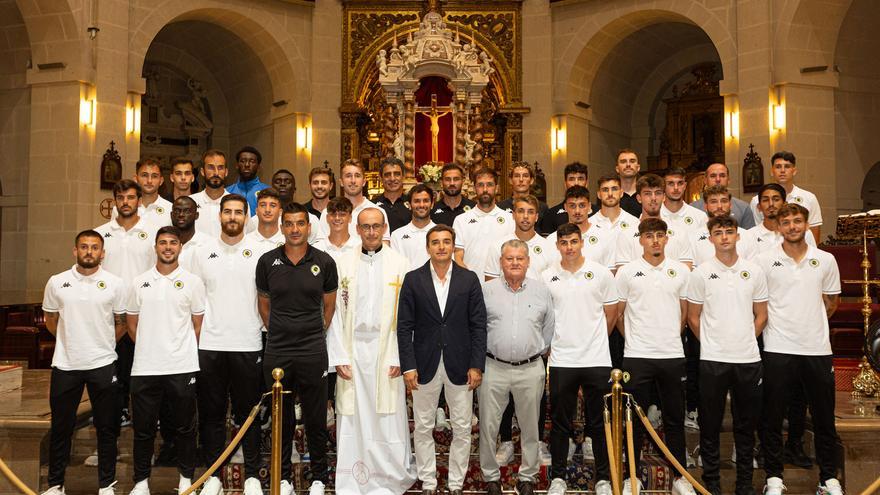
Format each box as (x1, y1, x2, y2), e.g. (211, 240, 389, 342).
(455, 100, 467, 167)
(383, 104, 396, 158)
(471, 104, 484, 173)
(403, 100, 415, 178)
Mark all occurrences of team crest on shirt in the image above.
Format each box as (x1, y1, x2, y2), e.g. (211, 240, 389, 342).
(404, 201, 411, 209)
(174, 280, 184, 289)
(97, 281, 107, 290)
(156, 207, 165, 214)
(684, 216, 694, 225)
(740, 270, 751, 280)
(667, 229, 675, 236)
(311, 264, 321, 276)
(584, 271, 594, 280)
(497, 217, 506, 224)
(588, 236, 598, 245)
(138, 232, 148, 240)
(795, 197, 803, 203)
(242, 249, 253, 258)
(622, 371, 631, 383)
(809, 258, 819, 267)
(620, 221, 629, 229)
(533, 245, 542, 254)
(463, 205, 471, 212)
(667, 269, 677, 278)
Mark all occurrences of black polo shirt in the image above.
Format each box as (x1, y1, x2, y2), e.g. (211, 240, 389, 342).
(430, 196, 476, 227)
(255, 245, 338, 357)
(620, 192, 642, 218)
(373, 194, 411, 233)
(539, 200, 568, 236)
(306, 200, 323, 219)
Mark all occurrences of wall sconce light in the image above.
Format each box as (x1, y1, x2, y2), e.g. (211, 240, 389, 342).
(79, 98, 95, 126)
(297, 125, 312, 150)
(771, 104, 785, 131)
(125, 104, 141, 134)
(725, 111, 739, 140)
(552, 126, 566, 152)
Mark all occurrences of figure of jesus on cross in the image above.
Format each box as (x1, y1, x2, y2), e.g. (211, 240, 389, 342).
(416, 93, 452, 163)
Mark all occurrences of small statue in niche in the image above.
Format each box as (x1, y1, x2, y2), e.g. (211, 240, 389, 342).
(463, 133, 476, 163)
(376, 50, 388, 76)
(392, 132, 404, 161)
(479, 51, 494, 76)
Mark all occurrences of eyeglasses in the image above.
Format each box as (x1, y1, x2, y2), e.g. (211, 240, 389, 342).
(358, 223, 385, 232)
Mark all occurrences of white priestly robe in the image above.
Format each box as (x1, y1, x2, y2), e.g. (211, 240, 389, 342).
(327, 246, 416, 494)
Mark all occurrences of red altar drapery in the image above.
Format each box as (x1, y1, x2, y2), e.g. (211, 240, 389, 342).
(414, 76, 454, 175)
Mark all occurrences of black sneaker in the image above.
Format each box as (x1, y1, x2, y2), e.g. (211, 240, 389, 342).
(783, 441, 812, 469)
(486, 481, 502, 495)
(516, 480, 536, 495)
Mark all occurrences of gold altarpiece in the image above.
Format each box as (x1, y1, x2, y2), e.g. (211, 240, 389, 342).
(341, 0, 526, 197)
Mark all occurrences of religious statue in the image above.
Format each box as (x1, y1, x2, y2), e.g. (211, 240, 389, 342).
(377, 50, 388, 76)
(392, 131, 404, 161)
(463, 133, 476, 164)
(479, 51, 495, 76)
(416, 94, 452, 163)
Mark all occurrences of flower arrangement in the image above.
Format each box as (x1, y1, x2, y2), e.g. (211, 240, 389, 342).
(419, 163, 442, 183)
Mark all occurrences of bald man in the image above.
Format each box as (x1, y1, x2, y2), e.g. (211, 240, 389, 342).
(691, 163, 756, 229)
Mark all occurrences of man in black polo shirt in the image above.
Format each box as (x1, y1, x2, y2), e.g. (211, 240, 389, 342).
(374, 157, 411, 233)
(256, 202, 338, 495)
(431, 163, 475, 227)
(539, 162, 588, 235)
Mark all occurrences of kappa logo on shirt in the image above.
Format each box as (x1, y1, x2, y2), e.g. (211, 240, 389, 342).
(772, 260, 783, 267)
(708, 273, 719, 280)
(61, 282, 72, 288)
(272, 258, 283, 266)
(104, 232, 112, 238)
(698, 234, 708, 241)
(634, 271, 646, 277)
(434, 208, 444, 214)
(550, 276, 560, 282)
(140, 282, 151, 288)
(111, 375, 117, 383)
(208, 252, 219, 259)
(402, 234, 411, 239)
(468, 218, 478, 224)
(557, 208, 565, 214)
(188, 377, 196, 386)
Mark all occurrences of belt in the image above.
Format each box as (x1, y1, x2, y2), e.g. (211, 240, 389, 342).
(486, 351, 543, 367)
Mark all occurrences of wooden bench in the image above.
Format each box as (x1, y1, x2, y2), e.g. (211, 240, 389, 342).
(0, 304, 55, 369)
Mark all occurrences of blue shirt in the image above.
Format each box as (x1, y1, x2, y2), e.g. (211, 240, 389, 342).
(227, 177, 269, 215)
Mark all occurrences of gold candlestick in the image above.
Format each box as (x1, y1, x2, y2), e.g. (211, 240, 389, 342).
(842, 230, 880, 398)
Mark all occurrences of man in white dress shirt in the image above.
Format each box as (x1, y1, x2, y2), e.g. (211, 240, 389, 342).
(190, 149, 230, 238)
(391, 184, 436, 270)
(748, 151, 822, 241)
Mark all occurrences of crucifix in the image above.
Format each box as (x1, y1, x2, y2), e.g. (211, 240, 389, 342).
(415, 94, 453, 162)
(389, 275, 403, 331)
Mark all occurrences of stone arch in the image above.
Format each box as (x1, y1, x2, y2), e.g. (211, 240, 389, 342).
(773, 0, 852, 81)
(861, 162, 880, 211)
(128, 1, 308, 112)
(554, 3, 735, 114)
(13, 0, 81, 68)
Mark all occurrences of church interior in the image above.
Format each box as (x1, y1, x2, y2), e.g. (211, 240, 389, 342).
(2, 0, 880, 494)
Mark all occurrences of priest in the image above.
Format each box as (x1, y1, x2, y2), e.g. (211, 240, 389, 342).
(327, 207, 417, 494)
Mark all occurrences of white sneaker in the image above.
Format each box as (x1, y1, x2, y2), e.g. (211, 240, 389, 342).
(200, 476, 222, 495)
(177, 476, 191, 494)
(308, 480, 325, 495)
(84, 450, 99, 467)
(294, 403, 302, 421)
(595, 480, 613, 495)
(243, 478, 262, 495)
(495, 441, 515, 466)
(731, 445, 758, 468)
(41, 485, 65, 495)
(129, 480, 149, 495)
(435, 407, 450, 430)
(623, 478, 643, 495)
(326, 405, 335, 427)
(538, 441, 552, 466)
(97, 481, 118, 495)
(279, 480, 293, 495)
(647, 405, 662, 429)
(672, 477, 697, 495)
(686, 447, 697, 468)
(582, 437, 594, 461)
(567, 438, 576, 462)
(684, 410, 699, 430)
(290, 446, 300, 464)
(763, 476, 786, 495)
(817, 478, 843, 495)
(547, 478, 567, 495)
(230, 446, 244, 464)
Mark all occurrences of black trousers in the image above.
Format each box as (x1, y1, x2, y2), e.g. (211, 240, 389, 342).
(684, 328, 700, 411)
(48, 363, 120, 488)
(698, 360, 762, 494)
(263, 352, 329, 483)
(622, 357, 687, 473)
(115, 335, 135, 420)
(198, 350, 264, 478)
(786, 380, 808, 446)
(131, 372, 198, 482)
(761, 352, 838, 483)
(499, 355, 548, 443)
(548, 366, 610, 481)
(608, 330, 625, 370)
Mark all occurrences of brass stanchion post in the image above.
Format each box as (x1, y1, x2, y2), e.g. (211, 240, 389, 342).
(270, 368, 285, 495)
(610, 369, 624, 495)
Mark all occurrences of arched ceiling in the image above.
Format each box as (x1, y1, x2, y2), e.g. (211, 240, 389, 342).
(835, 0, 880, 82)
(0, 0, 31, 84)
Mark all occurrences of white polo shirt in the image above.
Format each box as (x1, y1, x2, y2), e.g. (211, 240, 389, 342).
(484, 232, 555, 279)
(542, 260, 618, 368)
(316, 198, 391, 242)
(691, 227, 758, 267)
(127, 266, 205, 376)
(191, 189, 229, 238)
(246, 228, 285, 258)
(616, 257, 689, 359)
(452, 205, 515, 279)
(178, 231, 212, 271)
(94, 218, 157, 281)
(391, 221, 436, 270)
(313, 235, 362, 263)
(614, 218, 694, 267)
(590, 209, 640, 237)
(545, 223, 617, 269)
(111, 197, 172, 233)
(661, 202, 708, 236)
(246, 213, 320, 244)
(189, 238, 263, 352)
(686, 257, 768, 363)
(42, 266, 127, 371)
(749, 185, 822, 227)
(754, 245, 840, 355)
(745, 223, 817, 254)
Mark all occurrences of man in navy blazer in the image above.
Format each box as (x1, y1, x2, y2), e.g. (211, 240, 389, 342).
(397, 224, 487, 495)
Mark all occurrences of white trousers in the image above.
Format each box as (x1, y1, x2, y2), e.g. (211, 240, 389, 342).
(478, 357, 545, 482)
(411, 357, 473, 491)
